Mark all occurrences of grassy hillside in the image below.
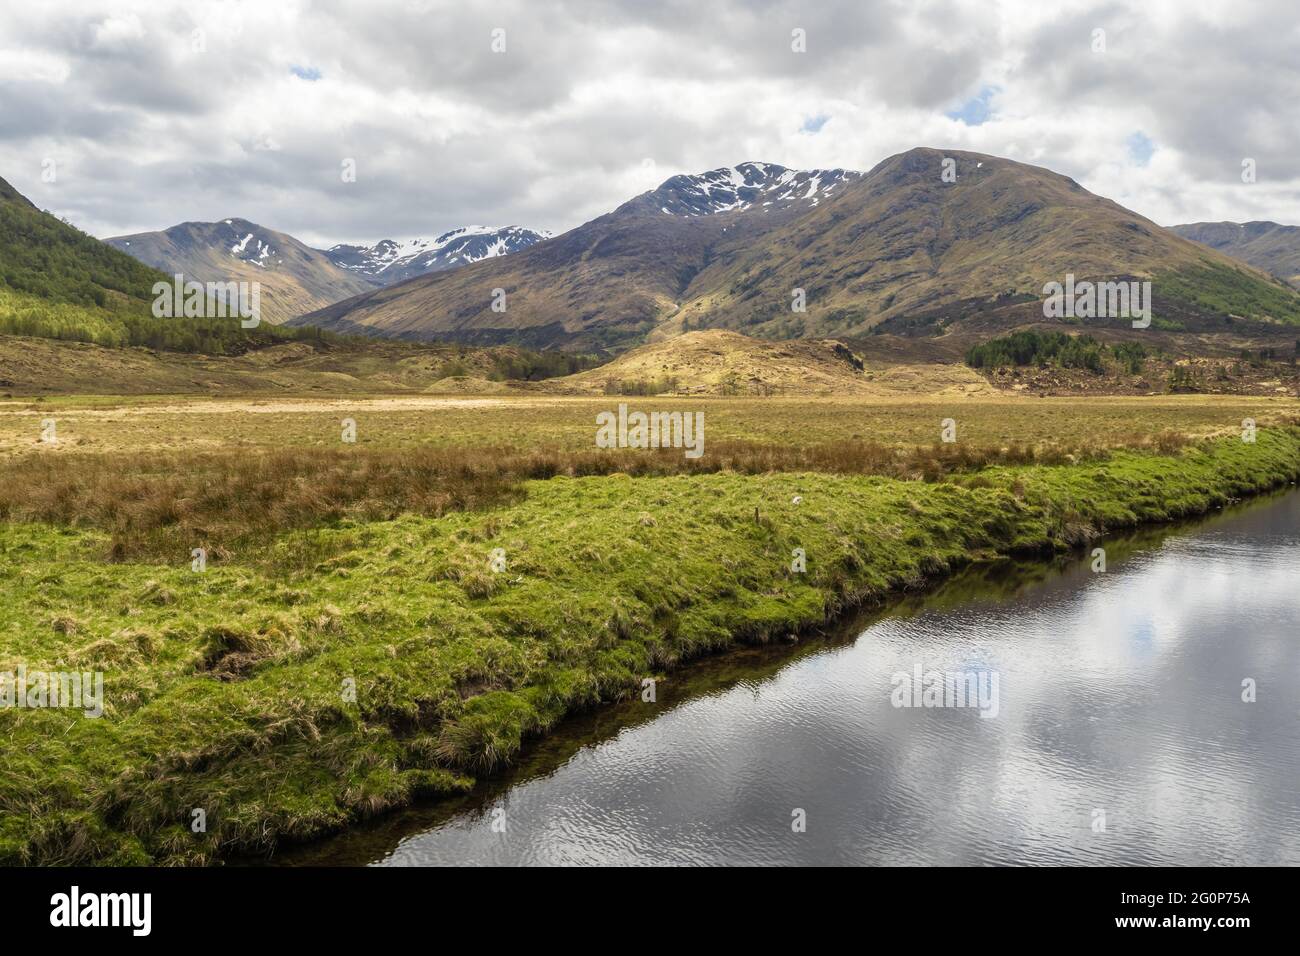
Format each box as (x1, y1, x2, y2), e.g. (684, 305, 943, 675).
(0, 180, 163, 313)
(543, 328, 993, 396)
(1154, 261, 1300, 323)
(0, 175, 335, 353)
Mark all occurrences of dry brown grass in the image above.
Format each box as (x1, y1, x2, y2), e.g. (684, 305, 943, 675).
(0, 428, 1197, 564)
(0, 448, 521, 563)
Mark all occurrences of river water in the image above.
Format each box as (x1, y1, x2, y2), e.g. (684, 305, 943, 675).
(281, 489, 1300, 866)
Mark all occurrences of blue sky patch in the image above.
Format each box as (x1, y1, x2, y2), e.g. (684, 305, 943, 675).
(946, 85, 999, 126)
(1126, 131, 1155, 166)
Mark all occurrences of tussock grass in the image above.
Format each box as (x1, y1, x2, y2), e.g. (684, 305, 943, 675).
(0, 426, 1297, 864)
(0, 448, 521, 563)
(0, 433, 1196, 564)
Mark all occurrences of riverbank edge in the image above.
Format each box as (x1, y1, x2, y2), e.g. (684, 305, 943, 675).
(2, 427, 1298, 865)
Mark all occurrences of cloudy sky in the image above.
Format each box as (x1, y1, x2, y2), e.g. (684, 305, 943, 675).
(2, 0, 1298, 248)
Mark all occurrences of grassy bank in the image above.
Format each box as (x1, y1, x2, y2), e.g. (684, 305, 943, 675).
(1, 427, 1298, 864)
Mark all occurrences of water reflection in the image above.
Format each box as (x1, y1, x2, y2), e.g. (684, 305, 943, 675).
(277, 490, 1300, 866)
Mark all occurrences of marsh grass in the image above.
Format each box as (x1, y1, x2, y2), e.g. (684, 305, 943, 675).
(0, 448, 521, 563)
(0, 393, 1294, 865)
(0, 431, 1198, 564)
(1, 425, 1297, 865)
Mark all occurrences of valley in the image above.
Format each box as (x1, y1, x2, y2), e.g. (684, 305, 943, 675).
(3, 145, 1300, 868)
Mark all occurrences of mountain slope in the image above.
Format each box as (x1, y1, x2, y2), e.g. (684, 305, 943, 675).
(107, 219, 376, 324)
(293, 150, 1300, 349)
(674, 148, 1300, 338)
(0, 175, 38, 210)
(1, 174, 163, 312)
(1171, 221, 1300, 289)
(0, 176, 337, 352)
(290, 162, 861, 349)
(325, 226, 548, 285)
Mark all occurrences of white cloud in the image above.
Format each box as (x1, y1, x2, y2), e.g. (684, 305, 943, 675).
(1, 0, 1296, 246)
(90, 12, 147, 51)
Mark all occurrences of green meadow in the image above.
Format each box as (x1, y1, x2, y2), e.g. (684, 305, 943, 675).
(1, 406, 1297, 865)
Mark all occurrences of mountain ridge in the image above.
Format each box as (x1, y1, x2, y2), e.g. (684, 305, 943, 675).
(324, 225, 549, 285)
(291, 148, 1300, 349)
(1170, 220, 1300, 289)
(624, 161, 861, 217)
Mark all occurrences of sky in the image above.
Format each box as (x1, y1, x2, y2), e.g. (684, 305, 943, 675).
(2, 0, 1298, 248)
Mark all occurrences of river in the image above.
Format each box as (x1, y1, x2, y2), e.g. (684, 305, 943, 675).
(278, 489, 1300, 866)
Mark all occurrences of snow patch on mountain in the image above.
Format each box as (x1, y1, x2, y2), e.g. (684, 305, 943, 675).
(222, 224, 281, 267)
(324, 225, 549, 285)
(648, 162, 862, 217)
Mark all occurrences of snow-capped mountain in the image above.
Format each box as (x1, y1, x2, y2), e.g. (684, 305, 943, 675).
(325, 225, 550, 285)
(106, 218, 377, 324)
(299, 148, 1292, 351)
(643, 162, 862, 217)
(110, 218, 291, 269)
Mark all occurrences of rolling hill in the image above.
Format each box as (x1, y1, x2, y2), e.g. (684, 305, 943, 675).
(292, 149, 1300, 350)
(1171, 221, 1300, 289)
(540, 328, 994, 396)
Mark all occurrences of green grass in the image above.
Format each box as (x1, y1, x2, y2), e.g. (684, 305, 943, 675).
(1158, 262, 1300, 325)
(0, 283, 344, 354)
(1, 425, 1297, 865)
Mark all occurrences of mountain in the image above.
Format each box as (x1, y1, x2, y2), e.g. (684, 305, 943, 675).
(1, 173, 161, 310)
(107, 219, 376, 324)
(292, 150, 1300, 350)
(1170, 221, 1300, 289)
(629, 161, 860, 216)
(290, 162, 862, 348)
(325, 226, 549, 285)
